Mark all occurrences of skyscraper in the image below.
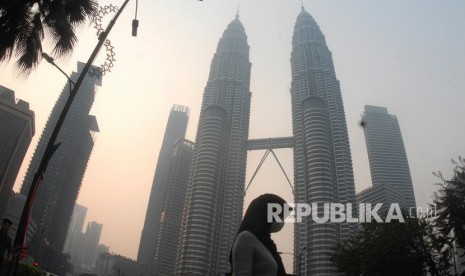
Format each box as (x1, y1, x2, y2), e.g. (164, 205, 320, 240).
(64, 204, 88, 257)
(175, 15, 251, 275)
(290, 7, 356, 274)
(153, 138, 194, 275)
(0, 86, 35, 218)
(3, 192, 38, 242)
(356, 182, 406, 214)
(137, 105, 189, 269)
(63, 205, 109, 272)
(359, 105, 416, 210)
(81, 221, 103, 269)
(20, 61, 101, 259)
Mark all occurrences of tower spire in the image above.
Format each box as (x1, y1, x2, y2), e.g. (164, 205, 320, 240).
(236, 3, 239, 18)
(301, 0, 305, 10)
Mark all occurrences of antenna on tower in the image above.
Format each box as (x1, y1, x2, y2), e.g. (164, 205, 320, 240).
(301, 0, 305, 10)
(236, 3, 240, 18)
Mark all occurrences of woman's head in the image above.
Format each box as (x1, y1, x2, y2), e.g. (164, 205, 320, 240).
(238, 193, 288, 236)
(232, 194, 289, 275)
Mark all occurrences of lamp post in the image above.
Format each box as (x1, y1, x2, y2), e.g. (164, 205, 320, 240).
(8, 0, 139, 274)
(41, 53, 76, 95)
(132, 0, 139, 36)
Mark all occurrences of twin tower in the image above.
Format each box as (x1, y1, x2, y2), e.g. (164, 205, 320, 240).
(139, 8, 356, 275)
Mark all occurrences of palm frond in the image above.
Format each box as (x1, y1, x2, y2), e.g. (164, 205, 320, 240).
(1, 0, 99, 73)
(15, 12, 44, 73)
(0, 1, 32, 61)
(46, 18, 77, 57)
(65, 0, 98, 27)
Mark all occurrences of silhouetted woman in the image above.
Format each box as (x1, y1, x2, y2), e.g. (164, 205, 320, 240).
(230, 193, 288, 276)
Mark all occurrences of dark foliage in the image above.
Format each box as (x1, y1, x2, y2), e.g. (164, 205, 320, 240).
(0, 0, 97, 73)
(330, 217, 453, 276)
(330, 157, 465, 276)
(433, 157, 465, 250)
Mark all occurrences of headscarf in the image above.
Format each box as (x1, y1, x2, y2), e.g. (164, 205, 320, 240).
(230, 193, 287, 276)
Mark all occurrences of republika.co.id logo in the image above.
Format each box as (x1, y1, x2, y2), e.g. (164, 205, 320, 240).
(267, 203, 437, 224)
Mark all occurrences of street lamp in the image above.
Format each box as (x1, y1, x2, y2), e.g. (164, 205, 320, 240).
(41, 53, 75, 95)
(132, 0, 139, 36)
(8, 0, 139, 274)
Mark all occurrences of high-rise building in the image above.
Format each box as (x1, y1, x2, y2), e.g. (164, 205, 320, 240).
(153, 138, 194, 275)
(0, 86, 35, 218)
(20, 62, 101, 260)
(290, 7, 357, 274)
(175, 15, 251, 275)
(359, 105, 416, 210)
(356, 182, 406, 214)
(81, 221, 103, 269)
(3, 192, 37, 242)
(137, 105, 189, 269)
(96, 252, 144, 276)
(64, 204, 88, 258)
(96, 244, 110, 259)
(62, 204, 108, 273)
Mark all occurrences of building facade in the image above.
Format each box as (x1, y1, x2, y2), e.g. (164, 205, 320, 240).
(153, 138, 194, 275)
(64, 204, 88, 268)
(290, 7, 357, 274)
(357, 182, 407, 215)
(360, 105, 416, 210)
(81, 221, 103, 270)
(175, 15, 251, 275)
(20, 62, 101, 261)
(96, 252, 144, 276)
(0, 85, 35, 218)
(3, 192, 37, 242)
(137, 105, 190, 270)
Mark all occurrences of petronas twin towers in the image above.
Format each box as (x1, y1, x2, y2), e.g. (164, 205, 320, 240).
(175, 15, 251, 275)
(290, 8, 356, 275)
(142, 7, 356, 275)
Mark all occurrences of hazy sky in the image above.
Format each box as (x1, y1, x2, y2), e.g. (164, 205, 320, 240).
(1, 0, 464, 273)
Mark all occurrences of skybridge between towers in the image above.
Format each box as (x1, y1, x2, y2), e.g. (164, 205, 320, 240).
(247, 137, 294, 150)
(245, 137, 295, 193)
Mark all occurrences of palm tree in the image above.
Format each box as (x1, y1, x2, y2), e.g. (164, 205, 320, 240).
(0, 0, 97, 73)
(433, 157, 465, 274)
(433, 158, 465, 245)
